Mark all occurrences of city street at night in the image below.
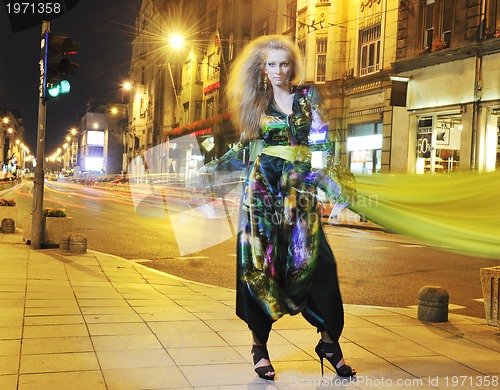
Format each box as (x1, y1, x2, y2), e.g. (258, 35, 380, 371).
(7, 180, 498, 320)
(1, 0, 500, 387)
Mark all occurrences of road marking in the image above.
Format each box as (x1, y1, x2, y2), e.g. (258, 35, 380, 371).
(401, 244, 425, 248)
(472, 298, 484, 303)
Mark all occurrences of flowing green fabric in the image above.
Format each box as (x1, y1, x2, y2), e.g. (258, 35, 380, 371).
(349, 170, 500, 259)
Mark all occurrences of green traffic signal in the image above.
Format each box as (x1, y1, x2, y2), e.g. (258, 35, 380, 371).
(43, 32, 79, 99)
(47, 80, 71, 98)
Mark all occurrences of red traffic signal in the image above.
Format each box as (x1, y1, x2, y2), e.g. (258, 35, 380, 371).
(47, 33, 79, 81)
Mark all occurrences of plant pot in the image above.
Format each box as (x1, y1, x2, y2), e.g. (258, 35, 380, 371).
(44, 217, 73, 247)
(0, 205, 17, 225)
(23, 213, 73, 248)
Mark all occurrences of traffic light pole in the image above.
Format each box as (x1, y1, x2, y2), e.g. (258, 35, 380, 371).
(31, 20, 50, 249)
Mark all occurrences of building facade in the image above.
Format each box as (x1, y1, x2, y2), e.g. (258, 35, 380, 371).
(127, 0, 500, 179)
(393, 0, 500, 174)
(1, 109, 27, 178)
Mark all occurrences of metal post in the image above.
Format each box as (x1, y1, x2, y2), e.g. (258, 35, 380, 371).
(31, 20, 50, 249)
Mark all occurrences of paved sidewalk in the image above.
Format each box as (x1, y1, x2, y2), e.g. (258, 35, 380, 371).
(0, 231, 499, 390)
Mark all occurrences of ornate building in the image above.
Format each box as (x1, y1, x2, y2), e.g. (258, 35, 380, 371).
(393, 0, 500, 173)
(128, 0, 500, 177)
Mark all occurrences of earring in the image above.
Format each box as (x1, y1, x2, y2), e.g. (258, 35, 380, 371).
(263, 76, 268, 93)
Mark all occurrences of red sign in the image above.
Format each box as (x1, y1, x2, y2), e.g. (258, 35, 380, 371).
(203, 81, 220, 95)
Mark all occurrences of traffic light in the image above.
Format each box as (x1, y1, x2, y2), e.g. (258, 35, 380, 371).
(44, 33, 79, 99)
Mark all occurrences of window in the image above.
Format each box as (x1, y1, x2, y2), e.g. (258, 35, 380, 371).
(207, 54, 216, 79)
(348, 123, 383, 175)
(415, 113, 461, 174)
(422, 0, 455, 51)
(485, 0, 500, 37)
(195, 101, 202, 121)
(285, 0, 296, 32)
(315, 37, 327, 83)
(359, 24, 381, 76)
(424, 1, 434, 50)
(206, 97, 214, 119)
(183, 102, 190, 124)
(258, 18, 269, 36)
(442, 0, 454, 47)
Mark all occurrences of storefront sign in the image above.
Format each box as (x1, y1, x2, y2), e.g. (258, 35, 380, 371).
(203, 81, 220, 95)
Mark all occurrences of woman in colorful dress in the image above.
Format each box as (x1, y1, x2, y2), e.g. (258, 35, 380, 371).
(211, 34, 356, 380)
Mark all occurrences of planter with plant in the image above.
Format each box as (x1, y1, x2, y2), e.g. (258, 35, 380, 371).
(23, 207, 73, 247)
(0, 198, 18, 225)
(431, 37, 447, 52)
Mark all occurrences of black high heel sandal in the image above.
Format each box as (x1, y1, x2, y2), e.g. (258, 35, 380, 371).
(315, 339, 356, 377)
(251, 344, 275, 380)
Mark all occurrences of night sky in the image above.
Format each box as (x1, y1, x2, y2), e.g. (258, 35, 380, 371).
(0, 0, 142, 155)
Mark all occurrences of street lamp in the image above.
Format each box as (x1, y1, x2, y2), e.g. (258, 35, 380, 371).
(170, 34, 184, 49)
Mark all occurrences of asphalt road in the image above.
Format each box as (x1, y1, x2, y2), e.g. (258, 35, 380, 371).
(9, 180, 498, 319)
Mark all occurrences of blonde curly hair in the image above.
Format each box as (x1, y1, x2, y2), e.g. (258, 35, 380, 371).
(226, 35, 303, 142)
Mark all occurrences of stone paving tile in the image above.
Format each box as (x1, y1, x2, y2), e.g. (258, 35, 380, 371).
(24, 307, 82, 316)
(87, 322, 152, 336)
(0, 299, 25, 308)
(147, 320, 214, 334)
(0, 374, 17, 390)
(355, 339, 439, 358)
(95, 348, 175, 369)
(77, 299, 131, 307)
(83, 312, 144, 324)
(18, 370, 106, 390)
(0, 284, 26, 292)
(19, 351, 100, 373)
(24, 299, 79, 309)
(90, 334, 164, 351)
(342, 324, 403, 342)
(26, 280, 71, 287)
(0, 315, 23, 327)
(102, 366, 191, 389)
(138, 309, 199, 321)
(390, 356, 480, 377)
(180, 363, 257, 387)
(126, 299, 174, 307)
(22, 324, 89, 339)
(168, 346, 247, 366)
(23, 315, 85, 326)
(25, 291, 75, 300)
(80, 306, 137, 315)
(21, 336, 94, 354)
(202, 318, 252, 332)
(157, 330, 229, 348)
(0, 326, 22, 340)
(0, 355, 19, 375)
(0, 292, 25, 299)
(0, 339, 21, 356)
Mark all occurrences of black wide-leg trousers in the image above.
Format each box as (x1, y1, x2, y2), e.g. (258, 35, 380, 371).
(236, 225, 345, 344)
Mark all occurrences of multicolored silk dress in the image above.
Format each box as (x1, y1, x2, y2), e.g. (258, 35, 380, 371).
(234, 86, 350, 322)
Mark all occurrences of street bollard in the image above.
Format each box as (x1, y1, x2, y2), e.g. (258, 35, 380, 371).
(69, 233, 87, 254)
(1, 218, 15, 233)
(60, 232, 73, 251)
(418, 285, 449, 322)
